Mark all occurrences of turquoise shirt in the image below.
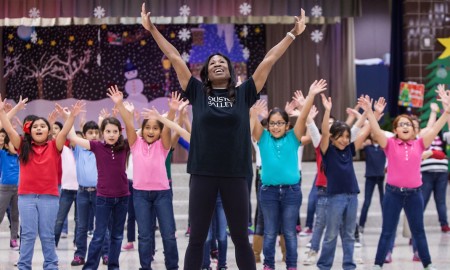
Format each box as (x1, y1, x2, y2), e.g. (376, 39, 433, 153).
(258, 129, 301, 185)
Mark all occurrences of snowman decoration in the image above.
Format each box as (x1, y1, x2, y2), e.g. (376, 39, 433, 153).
(124, 59, 147, 105)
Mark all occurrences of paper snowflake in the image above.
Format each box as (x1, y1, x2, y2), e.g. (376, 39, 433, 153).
(181, 52, 190, 63)
(179, 5, 191, 17)
(242, 25, 248, 38)
(30, 31, 38, 44)
(239, 2, 252, 16)
(311, 30, 323, 43)
(93, 6, 106, 19)
(311, 5, 323, 18)
(29, 7, 40, 18)
(242, 47, 250, 60)
(178, 28, 191, 42)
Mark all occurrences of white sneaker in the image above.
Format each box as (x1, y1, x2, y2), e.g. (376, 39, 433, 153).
(425, 265, 437, 270)
(306, 241, 311, 248)
(303, 250, 317, 265)
(372, 265, 382, 270)
(61, 232, 68, 239)
(354, 240, 362, 247)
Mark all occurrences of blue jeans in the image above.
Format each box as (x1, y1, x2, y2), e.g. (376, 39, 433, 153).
(260, 184, 302, 269)
(317, 193, 358, 270)
(359, 176, 384, 227)
(254, 175, 264, 236)
(54, 189, 77, 246)
(374, 184, 432, 268)
(75, 189, 110, 259)
(421, 171, 449, 226)
(126, 180, 136, 242)
(18, 194, 59, 270)
(83, 195, 128, 270)
(202, 194, 228, 268)
(133, 189, 178, 270)
(310, 188, 328, 252)
(305, 176, 318, 228)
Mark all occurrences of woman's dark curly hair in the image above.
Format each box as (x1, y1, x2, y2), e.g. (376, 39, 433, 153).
(200, 53, 237, 102)
(19, 117, 51, 164)
(100, 117, 126, 152)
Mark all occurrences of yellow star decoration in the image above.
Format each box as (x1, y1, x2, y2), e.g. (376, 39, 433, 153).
(438, 37, 450, 59)
(25, 44, 31, 49)
(140, 40, 147, 46)
(7, 46, 14, 52)
(87, 40, 94, 46)
(123, 32, 128, 37)
(240, 31, 245, 37)
(101, 24, 107, 30)
(37, 39, 44, 45)
(69, 36, 75, 42)
(50, 40, 57, 46)
(170, 32, 176, 39)
(8, 34, 14, 40)
(255, 27, 261, 34)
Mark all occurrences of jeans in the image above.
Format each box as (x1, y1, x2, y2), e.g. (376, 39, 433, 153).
(374, 184, 432, 268)
(18, 194, 59, 270)
(134, 189, 178, 270)
(126, 180, 136, 242)
(305, 176, 318, 228)
(75, 189, 110, 259)
(260, 184, 302, 269)
(54, 189, 77, 246)
(83, 195, 128, 270)
(58, 185, 69, 234)
(310, 188, 328, 252)
(202, 194, 228, 268)
(0, 184, 19, 240)
(254, 170, 264, 236)
(317, 193, 358, 270)
(421, 171, 449, 226)
(359, 176, 384, 228)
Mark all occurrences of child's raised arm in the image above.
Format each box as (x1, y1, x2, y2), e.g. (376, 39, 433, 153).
(422, 87, 450, 148)
(55, 100, 85, 151)
(142, 107, 191, 142)
(250, 99, 267, 142)
(319, 94, 332, 154)
(358, 95, 387, 148)
(0, 95, 21, 149)
(58, 104, 91, 150)
(107, 85, 137, 145)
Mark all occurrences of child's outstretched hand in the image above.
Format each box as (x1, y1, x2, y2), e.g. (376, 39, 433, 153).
(48, 108, 60, 123)
(374, 97, 386, 115)
(357, 95, 372, 112)
(292, 90, 305, 110)
(107, 85, 123, 104)
(250, 99, 268, 118)
(309, 79, 327, 96)
(55, 103, 69, 120)
(321, 93, 332, 111)
(70, 100, 86, 117)
(308, 105, 318, 120)
(16, 95, 28, 111)
(123, 101, 135, 113)
(168, 91, 183, 112)
(142, 107, 161, 120)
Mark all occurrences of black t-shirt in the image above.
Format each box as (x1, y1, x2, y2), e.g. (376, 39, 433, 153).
(184, 76, 258, 177)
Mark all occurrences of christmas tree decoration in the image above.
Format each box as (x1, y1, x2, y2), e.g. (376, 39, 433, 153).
(436, 66, 448, 79)
(179, 5, 191, 17)
(93, 6, 106, 19)
(29, 7, 40, 19)
(178, 28, 191, 42)
(311, 5, 323, 18)
(311, 30, 323, 43)
(437, 37, 450, 59)
(241, 25, 248, 38)
(239, 2, 252, 16)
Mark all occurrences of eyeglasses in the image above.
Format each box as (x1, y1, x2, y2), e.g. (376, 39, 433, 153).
(268, 121, 286, 127)
(397, 122, 413, 128)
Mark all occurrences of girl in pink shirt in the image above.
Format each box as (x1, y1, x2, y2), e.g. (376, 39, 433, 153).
(359, 91, 450, 270)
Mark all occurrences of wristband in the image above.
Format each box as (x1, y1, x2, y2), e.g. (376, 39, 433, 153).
(286, 32, 296, 40)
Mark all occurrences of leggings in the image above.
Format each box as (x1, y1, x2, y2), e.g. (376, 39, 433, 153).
(184, 174, 256, 270)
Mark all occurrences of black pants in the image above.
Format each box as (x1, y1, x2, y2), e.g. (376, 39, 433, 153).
(184, 174, 256, 270)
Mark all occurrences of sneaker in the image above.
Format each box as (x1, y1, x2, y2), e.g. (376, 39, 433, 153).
(424, 264, 437, 270)
(122, 242, 134, 251)
(299, 227, 313, 236)
(102, 255, 109, 265)
(372, 266, 382, 270)
(71, 256, 85, 266)
(441, 225, 450, 233)
(303, 250, 317, 265)
(306, 241, 311, 248)
(263, 265, 274, 270)
(384, 251, 392, 263)
(61, 232, 68, 239)
(359, 226, 364, 234)
(354, 239, 362, 247)
(13, 261, 18, 266)
(87, 231, 93, 238)
(413, 251, 421, 262)
(185, 227, 190, 237)
(295, 225, 302, 234)
(217, 267, 227, 270)
(10, 239, 19, 250)
(210, 249, 219, 261)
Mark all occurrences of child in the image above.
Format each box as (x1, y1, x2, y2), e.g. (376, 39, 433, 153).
(251, 80, 327, 270)
(110, 85, 179, 270)
(68, 100, 130, 270)
(0, 97, 83, 270)
(360, 91, 450, 270)
(316, 94, 370, 270)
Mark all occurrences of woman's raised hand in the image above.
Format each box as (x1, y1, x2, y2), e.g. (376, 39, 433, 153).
(291, 9, 306, 36)
(141, 3, 154, 31)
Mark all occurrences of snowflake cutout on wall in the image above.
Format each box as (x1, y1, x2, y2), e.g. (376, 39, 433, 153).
(239, 2, 252, 16)
(242, 47, 250, 60)
(311, 5, 323, 18)
(30, 31, 38, 44)
(178, 28, 191, 42)
(181, 52, 190, 63)
(29, 7, 40, 18)
(311, 30, 323, 43)
(179, 5, 191, 17)
(242, 25, 249, 38)
(93, 6, 106, 19)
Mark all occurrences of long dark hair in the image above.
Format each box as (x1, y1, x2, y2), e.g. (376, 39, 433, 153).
(19, 117, 51, 164)
(101, 117, 126, 152)
(200, 53, 237, 102)
(267, 107, 289, 124)
(329, 121, 351, 141)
